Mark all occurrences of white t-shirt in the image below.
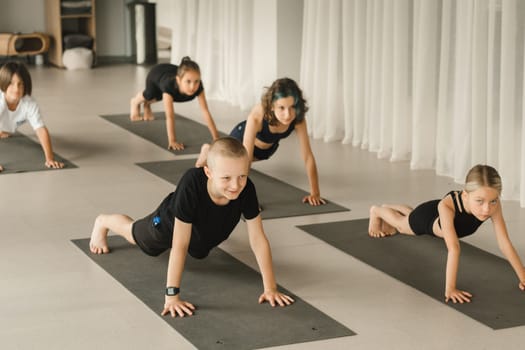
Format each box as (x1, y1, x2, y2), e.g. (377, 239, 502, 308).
(0, 91, 45, 133)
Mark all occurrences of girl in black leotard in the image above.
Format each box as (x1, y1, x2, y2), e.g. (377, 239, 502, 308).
(368, 164, 525, 303)
(196, 78, 325, 206)
(129, 56, 219, 150)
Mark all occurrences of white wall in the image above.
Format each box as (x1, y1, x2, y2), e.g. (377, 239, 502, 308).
(0, 0, 45, 32)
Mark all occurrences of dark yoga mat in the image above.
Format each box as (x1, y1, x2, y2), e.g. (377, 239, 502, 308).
(136, 158, 350, 220)
(297, 218, 525, 330)
(72, 236, 355, 349)
(100, 112, 227, 154)
(0, 133, 76, 174)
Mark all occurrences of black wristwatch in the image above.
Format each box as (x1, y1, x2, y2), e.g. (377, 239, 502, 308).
(166, 286, 180, 296)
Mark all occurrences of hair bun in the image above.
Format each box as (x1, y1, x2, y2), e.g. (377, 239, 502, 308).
(176, 56, 200, 77)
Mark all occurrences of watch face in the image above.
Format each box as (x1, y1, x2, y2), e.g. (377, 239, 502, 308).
(166, 287, 179, 296)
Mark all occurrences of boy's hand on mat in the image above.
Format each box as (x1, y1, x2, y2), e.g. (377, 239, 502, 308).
(161, 295, 195, 318)
(302, 194, 327, 206)
(258, 290, 295, 307)
(168, 141, 185, 151)
(0, 132, 11, 138)
(45, 159, 65, 169)
(445, 288, 472, 304)
(519, 281, 525, 291)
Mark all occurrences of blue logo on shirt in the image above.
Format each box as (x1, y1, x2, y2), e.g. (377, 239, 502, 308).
(152, 216, 161, 226)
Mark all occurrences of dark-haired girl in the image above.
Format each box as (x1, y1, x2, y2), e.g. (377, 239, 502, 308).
(197, 78, 325, 206)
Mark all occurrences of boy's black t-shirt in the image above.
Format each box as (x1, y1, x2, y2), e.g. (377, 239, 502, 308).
(154, 167, 260, 258)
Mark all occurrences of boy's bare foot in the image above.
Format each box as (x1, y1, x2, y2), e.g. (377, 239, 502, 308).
(195, 143, 210, 167)
(90, 216, 110, 254)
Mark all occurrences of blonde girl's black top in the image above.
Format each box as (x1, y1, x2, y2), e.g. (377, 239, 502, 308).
(440, 190, 485, 237)
(408, 191, 486, 237)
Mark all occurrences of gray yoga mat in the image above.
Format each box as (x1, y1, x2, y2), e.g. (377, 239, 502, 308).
(297, 218, 525, 330)
(0, 133, 76, 174)
(100, 112, 227, 154)
(72, 236, 355, 349)
(136, 158, 350, 220)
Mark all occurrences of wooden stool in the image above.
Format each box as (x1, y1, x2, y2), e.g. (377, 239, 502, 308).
(0, 32, 50, 56)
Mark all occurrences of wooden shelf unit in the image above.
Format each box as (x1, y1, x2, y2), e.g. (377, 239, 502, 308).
(45, 0, 96, 67)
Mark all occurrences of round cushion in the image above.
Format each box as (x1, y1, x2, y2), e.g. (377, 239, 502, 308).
(62, 47, 93, 70)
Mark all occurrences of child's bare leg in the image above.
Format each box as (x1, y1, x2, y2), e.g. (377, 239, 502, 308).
(382, 204, 413, 216)
(369, 205, 414, 238)
(89, 214, 136, 254)
(379, 204, 412, 234)
(130, 92, 145, 121)
(195, 143, 210, 167)
(143, 101, 155, 121)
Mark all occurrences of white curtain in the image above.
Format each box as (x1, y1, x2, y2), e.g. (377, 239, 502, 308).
(301, 0, 525, 205)
(168, 0, 261, 110)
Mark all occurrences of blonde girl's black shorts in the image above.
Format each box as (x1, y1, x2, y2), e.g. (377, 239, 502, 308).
(407, 199, 440, 236)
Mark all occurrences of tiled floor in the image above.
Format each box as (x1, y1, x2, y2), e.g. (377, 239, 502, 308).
(1, 63, 524, 349)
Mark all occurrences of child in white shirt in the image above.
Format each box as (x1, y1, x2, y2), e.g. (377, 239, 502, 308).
(0, 61, 64, 171)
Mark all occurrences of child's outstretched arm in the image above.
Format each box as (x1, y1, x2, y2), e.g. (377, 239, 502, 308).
(491, 206, 525, 290)
(438, 198, 473, 303)
(295, 121, 325, 206)
(35, 127, 64, 169)
(242, 105, 264, 163)
(246, 215, 295, 307)
(161, 218, 196, 317)
(162, 93, 184, 150)
(196, 91, 219, 140)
